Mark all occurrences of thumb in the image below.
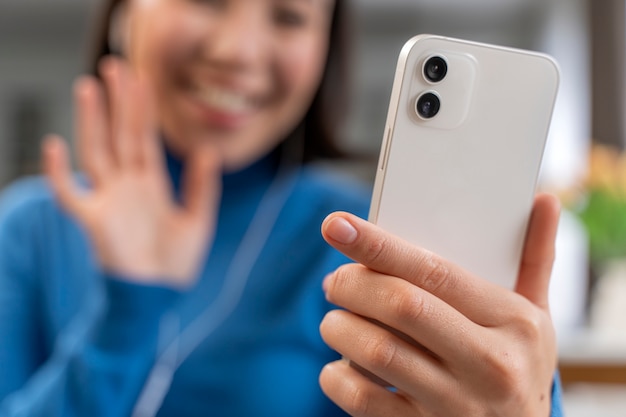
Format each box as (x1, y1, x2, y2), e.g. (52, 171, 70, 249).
(515, 193, 561, 310)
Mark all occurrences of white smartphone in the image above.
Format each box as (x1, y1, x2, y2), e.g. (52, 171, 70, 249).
(369, 34, 560, 289)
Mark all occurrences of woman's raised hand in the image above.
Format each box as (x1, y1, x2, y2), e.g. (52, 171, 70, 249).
(320, 194, 560, 417)
(43, 57, 221, 287)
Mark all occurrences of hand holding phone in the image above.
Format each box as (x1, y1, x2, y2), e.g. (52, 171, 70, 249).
(319, 35, 562, 417)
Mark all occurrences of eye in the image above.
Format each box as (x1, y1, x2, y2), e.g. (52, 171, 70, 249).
(189, 0, 225, 8)
(274, 6, 308, 28)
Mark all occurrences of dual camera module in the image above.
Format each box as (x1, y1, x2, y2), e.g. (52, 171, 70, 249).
(416, 55, 447, 119)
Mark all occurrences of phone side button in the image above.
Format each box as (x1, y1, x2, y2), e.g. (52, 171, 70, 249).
(380, 125, 392, 171)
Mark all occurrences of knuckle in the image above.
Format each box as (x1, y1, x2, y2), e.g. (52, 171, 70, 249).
(344, 383, 373, 416)
(362, 333, 398, 371)
(482, 350, 526, 400)
(513, 308, 544, 342)
(390, 289, 429, 324)
(362, 234, 390, 265)
(416, 251, 460, 294)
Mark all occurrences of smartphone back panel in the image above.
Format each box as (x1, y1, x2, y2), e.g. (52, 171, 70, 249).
(369, 35, 559, 289)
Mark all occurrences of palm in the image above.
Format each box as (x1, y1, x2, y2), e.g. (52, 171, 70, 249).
(43, 58, 220, 287)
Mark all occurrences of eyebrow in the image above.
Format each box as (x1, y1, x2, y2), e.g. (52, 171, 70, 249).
(277, 0, 333, 6)
(274, 0, 335, 14)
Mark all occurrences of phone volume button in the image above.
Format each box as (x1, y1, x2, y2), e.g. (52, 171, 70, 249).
(380, 125, 392, 171)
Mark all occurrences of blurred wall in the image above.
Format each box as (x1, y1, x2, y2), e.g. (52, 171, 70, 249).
(0, 0, 97, 186)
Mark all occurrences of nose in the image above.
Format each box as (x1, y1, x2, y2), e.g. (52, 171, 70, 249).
(203, 5, 270, 69)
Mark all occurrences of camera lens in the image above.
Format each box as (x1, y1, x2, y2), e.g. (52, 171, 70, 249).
(416, 92, 441, 119)
(424, 56, 448, 83)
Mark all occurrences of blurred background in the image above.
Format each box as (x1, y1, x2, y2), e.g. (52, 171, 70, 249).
(1, 0, 625, 414)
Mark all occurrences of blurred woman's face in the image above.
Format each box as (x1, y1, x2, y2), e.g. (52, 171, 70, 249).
(123, 0, 335, 170)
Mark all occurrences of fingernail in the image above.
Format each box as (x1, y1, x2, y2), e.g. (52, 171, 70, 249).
(326, 217, 357, 244)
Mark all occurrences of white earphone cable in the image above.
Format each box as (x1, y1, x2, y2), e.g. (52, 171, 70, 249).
(131, 141, 302, 417)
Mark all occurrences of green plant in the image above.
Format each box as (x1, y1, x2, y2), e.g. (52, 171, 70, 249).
(570, 144, 626, 266)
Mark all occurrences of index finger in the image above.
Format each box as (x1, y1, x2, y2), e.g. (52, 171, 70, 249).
(321, 211, 513, 324)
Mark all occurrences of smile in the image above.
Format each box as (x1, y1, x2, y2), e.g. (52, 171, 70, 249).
(192, 85, 255, 114)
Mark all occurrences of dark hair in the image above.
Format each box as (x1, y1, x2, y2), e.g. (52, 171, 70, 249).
(86, 0, 353, 163)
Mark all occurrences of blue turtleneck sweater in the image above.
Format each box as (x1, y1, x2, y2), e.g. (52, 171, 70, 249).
(0, 150, 563, 416)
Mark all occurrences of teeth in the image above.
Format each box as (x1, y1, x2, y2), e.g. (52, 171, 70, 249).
(195, 86, 251, 113)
